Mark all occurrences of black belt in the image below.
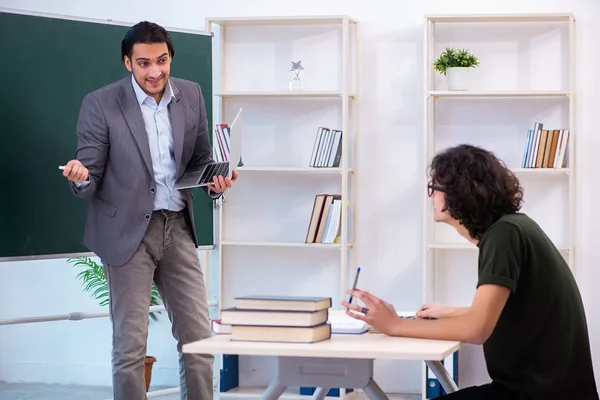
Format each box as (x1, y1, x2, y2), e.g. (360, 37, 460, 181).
(153, 208, 185, 218)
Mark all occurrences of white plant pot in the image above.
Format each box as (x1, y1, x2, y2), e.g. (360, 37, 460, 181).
(446, 67, 470, 91)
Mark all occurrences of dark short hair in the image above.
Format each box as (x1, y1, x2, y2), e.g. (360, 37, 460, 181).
(429, 144, 524, 240)
(121, 21, 175, 60)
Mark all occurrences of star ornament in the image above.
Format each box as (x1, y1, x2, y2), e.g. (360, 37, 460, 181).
(290, 60, 304, 72)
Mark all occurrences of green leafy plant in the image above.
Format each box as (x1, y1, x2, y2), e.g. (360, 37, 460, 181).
(68, 256, 163, 322)
(433, 47, 480, 75)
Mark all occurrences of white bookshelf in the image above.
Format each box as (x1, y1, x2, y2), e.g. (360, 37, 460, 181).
(234, 166, 353, 173)
(428, 90, 570, 99)
(422, 13, 575, 399)
(206, 15, 359, 400)
(216, 91, 356, 99)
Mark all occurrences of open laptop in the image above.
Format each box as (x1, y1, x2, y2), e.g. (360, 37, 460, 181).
(175, 108, 243, 189)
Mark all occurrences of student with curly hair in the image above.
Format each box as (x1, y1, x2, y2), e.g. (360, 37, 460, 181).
(343, 144, 598, 400)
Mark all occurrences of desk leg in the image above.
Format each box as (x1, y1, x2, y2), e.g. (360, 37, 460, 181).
(259, 379, 287, 400)
(425, 361, 459, 394)
(311, 387, 331, 400)
(363, 378, 389, 400)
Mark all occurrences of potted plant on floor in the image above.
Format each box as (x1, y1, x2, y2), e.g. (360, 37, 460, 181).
(68, 256, 162, 392)
(433, 47, 480, 91)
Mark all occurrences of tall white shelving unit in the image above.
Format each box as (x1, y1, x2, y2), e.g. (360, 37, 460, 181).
(206, 15, 359, 399)
(423, 13, 575, 399)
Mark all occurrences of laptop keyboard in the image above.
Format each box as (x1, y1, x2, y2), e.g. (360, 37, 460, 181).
(199, 162, 229, 185)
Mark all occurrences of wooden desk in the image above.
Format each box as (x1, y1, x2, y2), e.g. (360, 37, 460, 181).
(183, 333, 461, 399)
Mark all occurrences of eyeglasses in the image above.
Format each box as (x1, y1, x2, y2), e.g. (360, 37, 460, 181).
(427, 181, 445, 197)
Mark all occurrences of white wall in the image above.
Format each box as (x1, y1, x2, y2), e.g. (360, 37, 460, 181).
(1, 0, 600, 395)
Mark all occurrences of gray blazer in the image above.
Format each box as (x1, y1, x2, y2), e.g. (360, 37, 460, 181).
(70, 76, 219, 267)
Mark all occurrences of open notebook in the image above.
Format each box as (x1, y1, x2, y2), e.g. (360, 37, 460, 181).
(327, 309, 369, 334)
(328, 310, 418, 334)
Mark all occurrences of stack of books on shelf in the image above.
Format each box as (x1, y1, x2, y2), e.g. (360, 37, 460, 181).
(220, 295, 333, 343)
(305, 194, 342, 244)
(213, 121, 231, 163)
(213, 107, 244, 166)
(521, 122, 570, 168)
(309, 127, 343, 168)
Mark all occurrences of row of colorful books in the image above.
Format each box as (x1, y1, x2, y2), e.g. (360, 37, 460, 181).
(521, 121, 570, 168)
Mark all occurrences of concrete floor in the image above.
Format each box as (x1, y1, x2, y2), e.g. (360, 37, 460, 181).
(0, 382, 179, 400)
(0, 382, 421, 400)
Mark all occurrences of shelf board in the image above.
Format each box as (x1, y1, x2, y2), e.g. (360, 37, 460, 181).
(221, 241, 351, 249)
(207, 15, 359, 27)
(424, 14, 573, 23)
(512, 168, 570, 175)
(236, 166, 353, 173)
(220, 386, 355, 399)
(216, 91, 355, 99)
(427, 243, 570, 251)
(428, 90, 570, 99)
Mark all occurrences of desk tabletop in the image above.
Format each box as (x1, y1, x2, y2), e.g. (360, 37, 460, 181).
(182, 333, 461, 361)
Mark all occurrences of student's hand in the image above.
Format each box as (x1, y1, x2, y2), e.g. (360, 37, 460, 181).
(208, 170, 238, 193)
(62, 159, 89, 183)
(342, 289, 400, 336)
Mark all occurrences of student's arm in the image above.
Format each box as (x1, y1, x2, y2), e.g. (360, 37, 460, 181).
(391, 284, 510, 344)
(416, 303, 469, 319)
(392, 221, 520, 344)
(69, 93, 109, 198)
(348, 221, 520, 344)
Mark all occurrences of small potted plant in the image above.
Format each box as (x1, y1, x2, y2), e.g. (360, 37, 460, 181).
(68, 256, 162, 392)
(433, 47, 480, 91)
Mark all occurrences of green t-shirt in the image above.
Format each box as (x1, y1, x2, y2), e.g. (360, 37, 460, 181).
(477, 213, 598, 400)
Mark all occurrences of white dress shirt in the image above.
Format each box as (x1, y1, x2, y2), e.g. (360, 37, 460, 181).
(130, 75, 185, 211)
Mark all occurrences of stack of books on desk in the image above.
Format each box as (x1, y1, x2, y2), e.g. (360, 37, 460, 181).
(220, 295, 333, 343)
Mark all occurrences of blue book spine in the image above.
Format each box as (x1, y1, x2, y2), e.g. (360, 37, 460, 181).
(426, 350, 459, 397)
(219, 354, 239, 392)
(299, 387, 354, 397)
(426, 363, 442, 398)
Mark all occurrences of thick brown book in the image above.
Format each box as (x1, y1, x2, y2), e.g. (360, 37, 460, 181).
(305, 194, 327, 243)
(234, 295, 332, 312)
(221, 307, 329, 327)
(231, 322, 332, 343)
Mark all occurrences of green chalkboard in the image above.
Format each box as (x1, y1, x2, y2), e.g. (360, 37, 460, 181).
(0, 11, 215, 259)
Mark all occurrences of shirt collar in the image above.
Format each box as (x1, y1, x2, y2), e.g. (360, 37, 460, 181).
(130, 74, 174, 106)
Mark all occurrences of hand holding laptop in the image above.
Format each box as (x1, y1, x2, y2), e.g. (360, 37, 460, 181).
(174, 107, 243, 190)
(207, 169, 238, 193)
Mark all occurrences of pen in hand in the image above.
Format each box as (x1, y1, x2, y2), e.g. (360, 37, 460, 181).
(346, 267, 361, 311)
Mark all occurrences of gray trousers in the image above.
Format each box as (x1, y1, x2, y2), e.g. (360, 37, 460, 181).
(103, 209, 213, 400)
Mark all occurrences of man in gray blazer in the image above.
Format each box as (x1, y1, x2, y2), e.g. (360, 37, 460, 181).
(62, 21, 237, 400)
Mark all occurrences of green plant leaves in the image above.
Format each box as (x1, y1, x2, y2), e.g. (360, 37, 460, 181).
(68, 256, 163, 322)
(433, 47, 480, 75)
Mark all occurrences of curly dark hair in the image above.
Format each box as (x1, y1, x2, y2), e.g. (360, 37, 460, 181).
(429, 144, 524, 240)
